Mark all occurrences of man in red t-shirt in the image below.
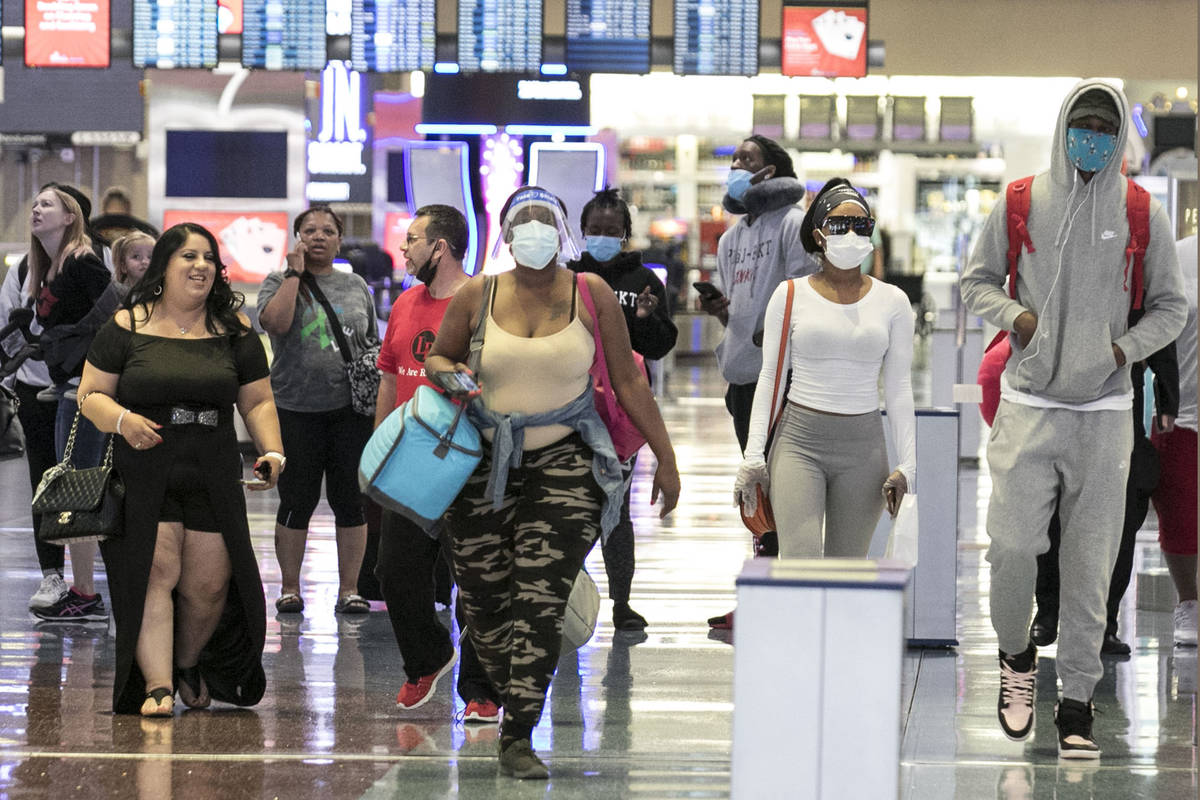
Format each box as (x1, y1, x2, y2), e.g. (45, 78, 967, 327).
(373, 206, 499, 722)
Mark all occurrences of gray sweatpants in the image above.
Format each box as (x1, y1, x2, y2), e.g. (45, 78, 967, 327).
(767, 404, 889, 558)
(985, 399, 1132, 702)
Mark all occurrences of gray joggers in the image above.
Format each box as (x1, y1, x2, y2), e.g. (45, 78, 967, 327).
(767, 404, 889, 558)
(985, 399, 1132, 702)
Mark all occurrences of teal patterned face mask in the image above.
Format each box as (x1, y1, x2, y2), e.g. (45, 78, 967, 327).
(1066, 128, 1117, 173)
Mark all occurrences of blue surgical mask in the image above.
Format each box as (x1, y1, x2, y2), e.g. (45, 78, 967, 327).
(585, 235, 623, 262)
(509, 220, 561, 270)
(1066, 128, 1117, 173)
(726, 168, 753, 202)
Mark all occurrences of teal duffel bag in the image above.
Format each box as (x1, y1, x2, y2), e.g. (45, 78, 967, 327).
(359, 384, 482, 531)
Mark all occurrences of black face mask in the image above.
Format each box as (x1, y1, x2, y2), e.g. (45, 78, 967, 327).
(414, 247, 440, 285)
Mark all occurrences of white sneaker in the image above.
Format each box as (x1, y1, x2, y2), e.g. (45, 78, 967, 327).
(1174, 600, 1198, 647)
(29, 573, 69, 611)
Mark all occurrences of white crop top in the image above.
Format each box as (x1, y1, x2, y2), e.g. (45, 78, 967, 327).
(745, 276, 917, 484)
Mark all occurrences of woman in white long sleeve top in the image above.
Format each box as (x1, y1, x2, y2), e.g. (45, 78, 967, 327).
(734, 178, 916, 558)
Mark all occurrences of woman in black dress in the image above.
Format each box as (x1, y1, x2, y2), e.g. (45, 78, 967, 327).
(77, 223, 284, 716)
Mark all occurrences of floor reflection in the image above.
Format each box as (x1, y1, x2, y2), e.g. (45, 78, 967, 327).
(0, 358, 1192, 799)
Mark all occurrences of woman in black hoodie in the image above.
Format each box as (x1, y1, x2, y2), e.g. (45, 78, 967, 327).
(569, 188, 677, 630)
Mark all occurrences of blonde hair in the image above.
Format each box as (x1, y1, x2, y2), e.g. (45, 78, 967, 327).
(112, 231, 156, 286)
(27, 188, 93, 298)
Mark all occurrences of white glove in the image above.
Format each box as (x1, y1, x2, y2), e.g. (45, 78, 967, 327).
(734, 458, 771, 515)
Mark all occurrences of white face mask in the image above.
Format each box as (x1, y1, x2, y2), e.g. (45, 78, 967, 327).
(822, 232, 874, 271)
(509, 220, 561, 270)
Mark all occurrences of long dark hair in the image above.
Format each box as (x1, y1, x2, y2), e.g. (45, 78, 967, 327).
(125, 223, 248, 336)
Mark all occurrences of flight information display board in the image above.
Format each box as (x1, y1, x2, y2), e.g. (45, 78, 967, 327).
(673, 0, 758, 76)
(565, 0, 650, 74)
(25, 0, 111, 67)
(241, 0, 327, 71)
(351, 0, 436, 72)
(133, 0, 219, 68)
(457, 0, 542, 73)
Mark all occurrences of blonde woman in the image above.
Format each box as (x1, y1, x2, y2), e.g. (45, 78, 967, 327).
(27, 184, 112, 623)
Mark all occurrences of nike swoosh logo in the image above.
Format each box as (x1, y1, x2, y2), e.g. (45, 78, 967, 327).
(1101, 231, 1117, 240)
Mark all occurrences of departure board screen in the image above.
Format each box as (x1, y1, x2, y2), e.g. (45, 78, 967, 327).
(565, 0, 650, 74)
(133, 0, 218, 68)
(241, 0, 327, 71)
(457, 0, 542, 73)
(351, 0, 436, 72)
(673, 0, 758, 76)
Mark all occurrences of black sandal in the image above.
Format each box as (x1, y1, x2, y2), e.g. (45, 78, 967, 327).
(175, 665, 210, 709)
(141, 687, 174, 717)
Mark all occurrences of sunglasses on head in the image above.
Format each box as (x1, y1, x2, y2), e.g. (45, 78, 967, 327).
(823, 216, 876, 237)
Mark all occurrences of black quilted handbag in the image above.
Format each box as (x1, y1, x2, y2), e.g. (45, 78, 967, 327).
(33, 411, 124, 544)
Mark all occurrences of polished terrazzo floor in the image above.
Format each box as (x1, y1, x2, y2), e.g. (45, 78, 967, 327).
(0, 356, 1194, 799)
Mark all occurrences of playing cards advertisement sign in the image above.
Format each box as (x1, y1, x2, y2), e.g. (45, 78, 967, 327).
(24, 0, 111, 67)
(782, 5, 867, 78)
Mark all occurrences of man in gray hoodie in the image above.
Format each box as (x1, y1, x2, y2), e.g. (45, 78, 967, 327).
(702, 136, 815, 452)
(961, 80, 1186, 759)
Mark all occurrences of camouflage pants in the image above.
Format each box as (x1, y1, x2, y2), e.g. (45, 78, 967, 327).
(445, 433, 602, 734)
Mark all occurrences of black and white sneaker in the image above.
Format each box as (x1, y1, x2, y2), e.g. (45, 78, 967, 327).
(1055, 698, 1100, 759)
(997, 643, 1037, 741)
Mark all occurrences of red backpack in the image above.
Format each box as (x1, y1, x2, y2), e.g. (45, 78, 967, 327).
(977, 175, 1151, 425)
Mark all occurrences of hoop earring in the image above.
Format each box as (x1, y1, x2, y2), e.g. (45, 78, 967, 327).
(153, 284, 163, 296)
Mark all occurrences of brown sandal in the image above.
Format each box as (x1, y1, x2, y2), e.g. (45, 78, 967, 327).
(140, 687, 174, 717)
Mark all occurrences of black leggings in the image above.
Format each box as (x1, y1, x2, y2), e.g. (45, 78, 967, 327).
(275, 406, 371, 529)
(17, 381, 64, 572)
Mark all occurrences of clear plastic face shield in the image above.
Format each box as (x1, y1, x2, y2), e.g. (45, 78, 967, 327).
(490, 187, 582, 270)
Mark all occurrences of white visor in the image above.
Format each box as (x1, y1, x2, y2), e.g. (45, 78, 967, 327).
(490, 186, 581, 264)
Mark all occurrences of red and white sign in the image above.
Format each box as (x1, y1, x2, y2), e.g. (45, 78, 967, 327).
(782, 5, 867, 78)
(162, 210, 290, 284)
(218, 0, 243, 34)
(24, 0, 111, 68)
(382, 211, 414, 275)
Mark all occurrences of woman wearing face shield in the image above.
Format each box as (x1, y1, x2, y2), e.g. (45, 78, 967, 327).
(425, 186, 680, 779)
(734, 178, 916, 559)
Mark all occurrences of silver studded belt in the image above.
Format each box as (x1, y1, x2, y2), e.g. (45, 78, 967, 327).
(168, 407, 219, 428)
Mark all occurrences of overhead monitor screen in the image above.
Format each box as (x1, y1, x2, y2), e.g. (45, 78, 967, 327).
(457, 0, 542, 73)
(673, 0, 758, 76)
(781, 3, 867, 78)
(165, 130, 289, 198)
(845, 95, 879, 141)
(939, 96, 973, 142)
(351, 0, 437, 72)
(892, 96, 926, 142)
(565, 0, 651, 74)
(218, 0, 243, 32)
(798, 94, 834, 139)
(133, 0, 219, 68)
(752, 94, 785, 140)
(25, 0, 111, 67)
(241, 0, 327, 71)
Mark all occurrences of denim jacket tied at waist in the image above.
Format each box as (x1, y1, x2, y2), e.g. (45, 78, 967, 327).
(467, 384, 624, 540)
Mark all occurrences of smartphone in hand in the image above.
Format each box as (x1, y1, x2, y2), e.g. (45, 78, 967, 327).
(433, 370, 479, 395)
(693, 281, 723, 300)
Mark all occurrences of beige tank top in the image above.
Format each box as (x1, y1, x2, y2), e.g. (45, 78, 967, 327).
(478, 281, 595, 450)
